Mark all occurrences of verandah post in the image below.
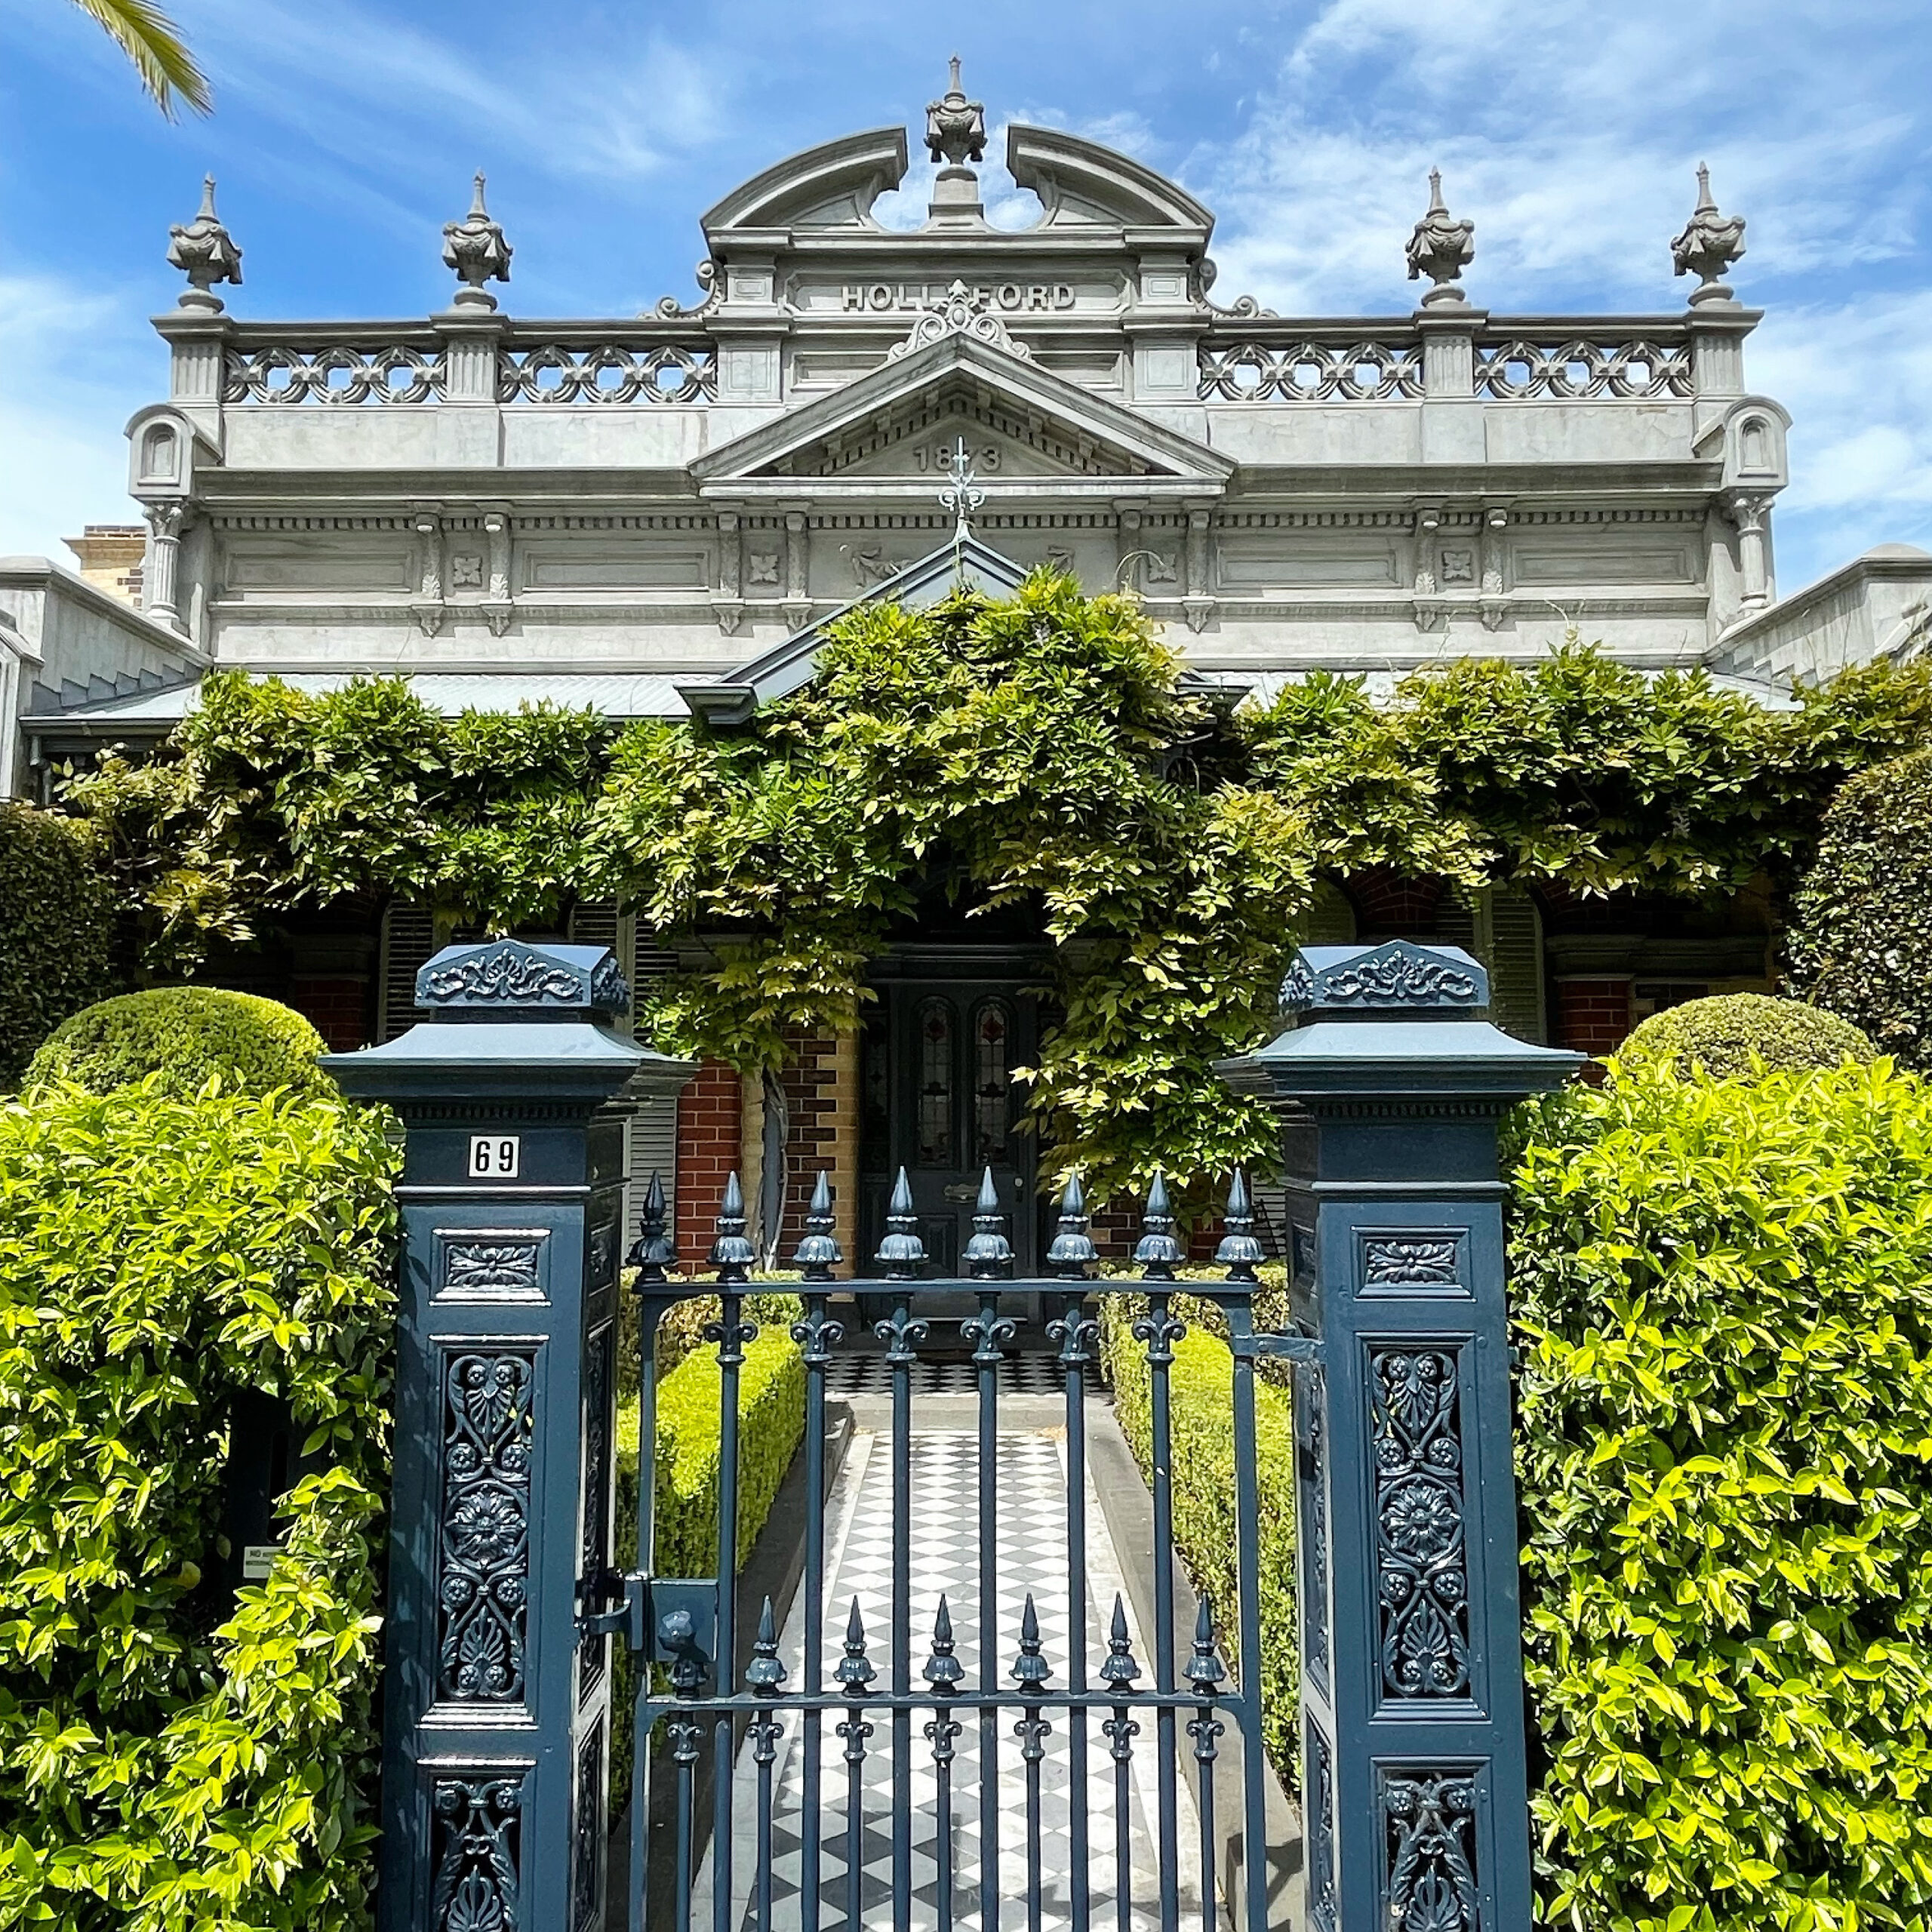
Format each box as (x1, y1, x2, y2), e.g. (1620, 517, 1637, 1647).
(322, 939, 693, 1932)
(1217, 941, 1580, 1931)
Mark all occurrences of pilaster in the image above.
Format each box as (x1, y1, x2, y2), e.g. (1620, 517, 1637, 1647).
(1416, 306, 1486, 465)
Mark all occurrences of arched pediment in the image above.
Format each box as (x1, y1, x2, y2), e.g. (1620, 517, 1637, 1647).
(1005, 125, 1215, 238)
(701, 128, 909, 238)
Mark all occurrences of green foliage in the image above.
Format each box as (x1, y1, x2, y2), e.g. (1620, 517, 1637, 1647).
(27, 986, 330, 1100)
(1509, 1059, 1932, 1930)
(0, 1080, 397, 1930)
(1617, 992, 1875, 1084)
(60, 586, 1932, 1195)
(0, 802, 117, 1087)
(1789, 747, 1932, 1070)
(1099, 1293, 1297, 1782)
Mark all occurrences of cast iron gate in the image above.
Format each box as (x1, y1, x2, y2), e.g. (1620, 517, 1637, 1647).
(332, 934, 1580, 1932)
(617, 1164, 1285, 1932)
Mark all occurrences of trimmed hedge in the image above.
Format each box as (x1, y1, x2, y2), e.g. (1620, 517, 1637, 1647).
(27, 985, 330, 1101)
(0, 1079, 397, 1930)
(1100, 1292, 1298, 1783)
(0, 803, 115, 1086)
(1789, 746, 1932, 1069)
(1617, 992, 1875, 1083)
(1510, 1059, 1932, 1928)
(611, 1309, 807, 1813)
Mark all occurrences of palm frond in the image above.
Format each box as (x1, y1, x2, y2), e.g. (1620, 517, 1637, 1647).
(67, 0, 211, 118)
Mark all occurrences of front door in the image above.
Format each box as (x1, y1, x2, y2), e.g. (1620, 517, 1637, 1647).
(858, 970, 1041, 1278)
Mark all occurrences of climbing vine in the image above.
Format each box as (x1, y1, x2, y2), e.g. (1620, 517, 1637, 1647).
(61, 574, 1932, 1201)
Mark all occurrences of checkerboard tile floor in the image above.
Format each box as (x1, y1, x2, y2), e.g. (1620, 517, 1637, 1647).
(819, 1354, 1066, 1397)
(688, 1429, 1206, 1932)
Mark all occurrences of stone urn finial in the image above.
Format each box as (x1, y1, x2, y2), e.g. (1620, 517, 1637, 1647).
(925, 54, 986, 167)
(166, 175, 242, 312)
(1406, 168, 1476, 306)
(441, 171, 513, 310)
(1671, 163, 1746, 305)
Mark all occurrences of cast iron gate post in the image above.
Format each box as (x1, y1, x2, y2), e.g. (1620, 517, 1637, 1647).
(1218, 941, 1580, 1932)
(323, 939, 694, 1932)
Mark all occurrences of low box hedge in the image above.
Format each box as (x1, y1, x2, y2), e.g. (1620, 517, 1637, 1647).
(611, 1305, 807, 1811)
(1099, 1291, 1298, 1784)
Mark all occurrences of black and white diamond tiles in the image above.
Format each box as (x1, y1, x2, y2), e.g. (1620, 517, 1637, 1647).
(687, 1431, 1208, 1932)
(819, 1354, 1066, 1397)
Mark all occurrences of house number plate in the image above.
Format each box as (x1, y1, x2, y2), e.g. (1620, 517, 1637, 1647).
(468, 1135, 522, 1180)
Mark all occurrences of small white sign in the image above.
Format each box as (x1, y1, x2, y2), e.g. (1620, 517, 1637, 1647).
(468, 1135, 521, 1180)
(241, 1544, 280, 1580)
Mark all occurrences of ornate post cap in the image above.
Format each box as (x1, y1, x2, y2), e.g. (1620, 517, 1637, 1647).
(1217, 940, 1583, 1105)
(1405, 169, 1475, 308)
(1672, 163, 1746, 306)
(320, 940, 693, 1105)
(442, 171, 513, 311)
(167, 176, 242, 312)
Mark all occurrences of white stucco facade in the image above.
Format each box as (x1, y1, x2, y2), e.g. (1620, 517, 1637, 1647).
(14, 83, 1932, 775)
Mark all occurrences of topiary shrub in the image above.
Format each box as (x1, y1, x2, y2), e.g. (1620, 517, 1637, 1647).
(26, 985, 328, 1099)
(0, 803, 115, 1087)
(1510, 1058, 1932, 1929)
(1617, 991, 1875, 1082)
(1788, 746, 1932, 1069)
(0, 1078, 397, 1930)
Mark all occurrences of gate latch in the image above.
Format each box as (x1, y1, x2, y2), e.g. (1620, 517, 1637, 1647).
(599, 1576, 721, 1682)
(1247, 1331, 1322, 1365)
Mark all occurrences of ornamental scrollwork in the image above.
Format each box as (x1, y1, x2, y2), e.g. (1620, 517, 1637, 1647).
(430, 1777, 521, 1932)
(444, 1238, 543, 1297)
(1364, 1237, 1460, 1287)
(587, 955, 631, 1012)
(1383, 1773, 1481, 1932)
(578, 1329, 613, 1701)
(1297, 1361, 1331, 1687)
(1308, 1728, 1339, 1932)
(1321, 945, 1480, 1009)
(439, 1352, 534, 1703)
(497, 343, 716, 405)
(1474, 337, 1691, 399)
(423, 945, 583, 1005)
(223, 344, 445, 405)
(1372, 1348, 1471, 1700)
(1198, 339, 1423, 402)
(571, 1718, 605, 1932)
(889, 279, 1033, 364)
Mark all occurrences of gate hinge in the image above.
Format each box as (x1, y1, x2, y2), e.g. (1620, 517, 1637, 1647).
(1245, 1331, 1322, 1365)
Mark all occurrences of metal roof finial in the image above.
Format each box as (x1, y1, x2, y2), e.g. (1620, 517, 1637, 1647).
(938, 434, 986, 577)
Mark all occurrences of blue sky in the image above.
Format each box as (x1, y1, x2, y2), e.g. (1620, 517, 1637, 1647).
(2, 0, 1927, 596)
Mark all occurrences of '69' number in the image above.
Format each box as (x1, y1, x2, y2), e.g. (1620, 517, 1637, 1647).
(468, 1135, 521, 1180)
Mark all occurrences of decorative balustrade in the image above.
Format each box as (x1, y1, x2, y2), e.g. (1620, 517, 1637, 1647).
(496, 341, 715, 404)
(1198, 318, 1697, 402)
(217, 328, 718, 405)
(1473, 334, 1692, 398)
(1198, 337, 1424, 401)
(223, 343, 447, 405)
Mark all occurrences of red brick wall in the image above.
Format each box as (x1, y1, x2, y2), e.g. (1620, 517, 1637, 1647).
(777, 1029, 841, 1257)
(1555, 977, 1635, 1061)
(286, 977, 371, 1053)
(676, 1060, 743, 1265)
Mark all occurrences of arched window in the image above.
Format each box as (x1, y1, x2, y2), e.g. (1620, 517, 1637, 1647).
(140, 423, 179, 484)
(973, 1000, 1013, 1166)
(915, 998, 955, 1165)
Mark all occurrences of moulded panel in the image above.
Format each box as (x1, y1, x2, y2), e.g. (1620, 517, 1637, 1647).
(499, 410, 708, 468)
(1218, 537, 1400, 589)
(1513, 540, 1695, 585)
(221, 409, 443, 469)
(1202, 405, 1424, 466)
(225, 543, 415, 592)
(521, 546, 710, 590)
(1481, 401, 1689, 464)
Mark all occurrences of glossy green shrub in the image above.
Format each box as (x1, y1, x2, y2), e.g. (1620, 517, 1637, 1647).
(0, 1081, 397, 1931)
(1789, 747, 1932, 1069)
(1510, 1060, 1932, 1929)
(1100, 1292, 1297, 1783)
(28, 986, 329, 1100)
(0, 802, 115, 1085)
(1618, 992, 1875, 1082)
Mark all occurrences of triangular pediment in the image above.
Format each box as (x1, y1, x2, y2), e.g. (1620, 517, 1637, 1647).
(691, 331, 1232, 491)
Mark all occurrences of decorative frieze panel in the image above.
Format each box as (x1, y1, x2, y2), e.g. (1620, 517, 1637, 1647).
(438, 1349, 536, 1705)
(438, 1231, 548, 1303)
(497, 343, 715, 405)
(1198, 339, 1424, 401)
(1474, 336, 1691, 398)
(1382, 1770, 1481, 1932)
(1296, 1359, 1331, 1689)
(430, 1775, 523, 1932)
(571, 1717, 605, 1932)
(577, 1324, 614, 1701)
(1371, 1347, 1472, 1702)
(1361, 1234, 1463, 1292)
(224, 344, 446, 405)
(1307, 1728, 1339, 1932)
